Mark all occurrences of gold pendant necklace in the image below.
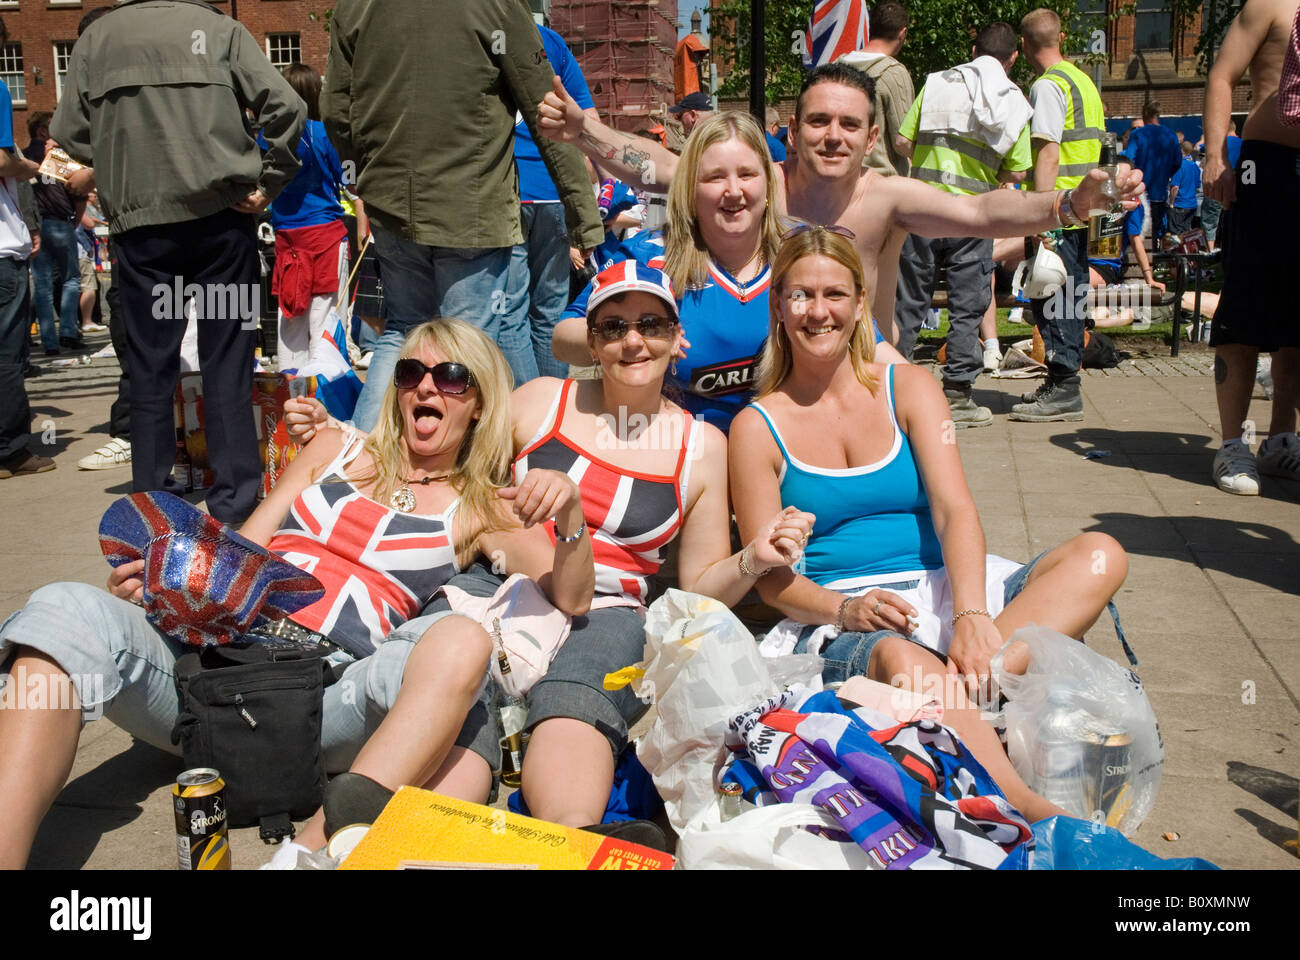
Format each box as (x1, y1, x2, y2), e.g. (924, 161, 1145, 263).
(390, 472, 453, 514)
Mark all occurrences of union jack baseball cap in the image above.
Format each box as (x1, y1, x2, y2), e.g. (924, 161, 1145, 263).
(586, 260, 679, 321)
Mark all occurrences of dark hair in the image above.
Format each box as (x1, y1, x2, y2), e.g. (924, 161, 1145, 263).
(975, 22, 1018, 62)
(870, 3, 910, 41)
(26, 111, 53, 139)
(795, 63, 876, 122)
(77, 5, 114, 37)
(1142, 102, 1161, 121)
(282, 63, 321, 121)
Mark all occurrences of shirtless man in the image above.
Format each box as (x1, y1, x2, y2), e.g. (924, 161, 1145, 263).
(1202, 0, 1300, 496)
(537, 64, 1144, 345)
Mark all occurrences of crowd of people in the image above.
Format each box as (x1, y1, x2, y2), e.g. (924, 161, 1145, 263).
(0, 0, 1296, 869)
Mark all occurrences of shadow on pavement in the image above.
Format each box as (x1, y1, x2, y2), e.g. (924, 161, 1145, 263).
(1053, 428, 1300, 501)
(27, 738, 179, 870)
(1084, 512, 1300, 594)
(1227, 761, 1298, 818)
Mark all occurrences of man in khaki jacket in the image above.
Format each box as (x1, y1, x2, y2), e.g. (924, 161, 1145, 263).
(52, 0, 305, 524)
(325, 0, 603, 428)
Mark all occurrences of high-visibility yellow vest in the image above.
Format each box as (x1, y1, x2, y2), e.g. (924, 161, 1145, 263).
(1033, 59, 1104, 191)
(912, 128, 1006, 196)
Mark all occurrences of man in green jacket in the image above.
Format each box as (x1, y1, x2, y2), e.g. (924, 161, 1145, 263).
(51, 0, 306, 524)
(324, 0, 603, 429)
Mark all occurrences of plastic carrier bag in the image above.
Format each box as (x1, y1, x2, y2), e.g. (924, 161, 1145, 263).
(998, 816, 1218, 870)
(676, 802, 875, 870)
(990, 625, 1163, 837)
(612, 589, 821, 835)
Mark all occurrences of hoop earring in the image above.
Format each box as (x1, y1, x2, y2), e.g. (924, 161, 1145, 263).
(671, 358, 678, 376)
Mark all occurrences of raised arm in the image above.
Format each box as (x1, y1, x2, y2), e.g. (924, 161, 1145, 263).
(537, 76, 679, 193)
(890, 165, 1144, 240)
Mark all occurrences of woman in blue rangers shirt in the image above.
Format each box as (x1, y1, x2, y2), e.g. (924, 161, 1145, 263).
(553, 112, 903, 431)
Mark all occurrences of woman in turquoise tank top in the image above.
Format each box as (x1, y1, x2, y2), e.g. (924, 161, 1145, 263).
(730, 227, 1132, 822)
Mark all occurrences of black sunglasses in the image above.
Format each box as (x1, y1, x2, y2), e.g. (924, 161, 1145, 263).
(393, 359, 476, 394)
(779, 222, 857, 242)
(589, 314, 678, 343)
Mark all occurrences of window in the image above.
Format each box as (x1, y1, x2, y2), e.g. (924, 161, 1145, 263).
(1135, 1, 1173, 52)
(54, 41, 75, 102)
(0, 43, 24, 106)
(266, 34, 301, 69)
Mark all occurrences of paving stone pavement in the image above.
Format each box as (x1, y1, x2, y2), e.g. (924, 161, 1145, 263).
(3, 331, 1297, 870)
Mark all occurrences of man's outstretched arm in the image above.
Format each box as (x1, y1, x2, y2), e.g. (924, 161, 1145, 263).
(537, 76, 678, 193)
(890, 166, 1145, 239)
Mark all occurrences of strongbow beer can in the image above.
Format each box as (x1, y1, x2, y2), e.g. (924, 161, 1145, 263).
(1086, 732, 1133, 827)
(174, 768, 231, 870)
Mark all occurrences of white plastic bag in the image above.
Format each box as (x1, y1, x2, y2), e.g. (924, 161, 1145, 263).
(624, 590, 821, 834)
(676, 803, 875, 870)
(990, 625, 1163, 837)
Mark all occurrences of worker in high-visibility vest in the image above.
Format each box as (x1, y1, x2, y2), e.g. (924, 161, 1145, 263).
(1012, 8, 1105, 423)
(895, 22, 1033, 428)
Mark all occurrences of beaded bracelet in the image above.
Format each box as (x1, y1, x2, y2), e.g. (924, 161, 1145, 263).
(951, 608, 991, 627)
(555, 521, 586, 544)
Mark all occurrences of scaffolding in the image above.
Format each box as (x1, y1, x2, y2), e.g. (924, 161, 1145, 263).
(551, 0, 679, 131)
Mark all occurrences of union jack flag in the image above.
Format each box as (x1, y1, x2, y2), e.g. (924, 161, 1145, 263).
(802, 0, 870, 68)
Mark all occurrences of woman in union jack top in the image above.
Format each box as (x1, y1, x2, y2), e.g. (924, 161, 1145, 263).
(0, 318, 594, 868)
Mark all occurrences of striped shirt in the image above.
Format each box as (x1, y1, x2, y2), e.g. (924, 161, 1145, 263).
(514, 379, 697, 605)
(269, 431, 460, 657)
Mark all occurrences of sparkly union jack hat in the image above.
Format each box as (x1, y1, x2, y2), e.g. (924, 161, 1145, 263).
(586, 260, 679, 320)
(98, 492, 324, 647)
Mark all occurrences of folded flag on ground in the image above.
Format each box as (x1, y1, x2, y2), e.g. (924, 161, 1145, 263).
(730, 686, 1032, 869)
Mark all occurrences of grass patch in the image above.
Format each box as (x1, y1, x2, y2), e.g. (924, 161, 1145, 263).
(916, 308, 1177, 344)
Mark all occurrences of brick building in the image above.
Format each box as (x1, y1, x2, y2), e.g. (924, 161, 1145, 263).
(0, 0, 328, 124)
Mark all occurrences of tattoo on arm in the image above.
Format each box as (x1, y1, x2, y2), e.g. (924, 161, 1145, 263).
(619, 144, 650, 175)
(1214, 355, 1227, 384)
(580, 131, 617, 162)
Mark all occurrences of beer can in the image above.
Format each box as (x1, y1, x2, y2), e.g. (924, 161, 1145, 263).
(1085, 732, 1133, 827)
(173, 767, 231, 870)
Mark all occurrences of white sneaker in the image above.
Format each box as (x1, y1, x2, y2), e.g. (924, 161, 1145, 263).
(81, 322, 108, 333)
(356, 351, 373, 371)
(76, 437, 131, 471)
(1213, 442, 1260, 495)
(982, 343, 1003, 373)
(1258, 433, 1300, 482)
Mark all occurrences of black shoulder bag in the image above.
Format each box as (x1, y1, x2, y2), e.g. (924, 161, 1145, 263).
(171, 639, 336, 843)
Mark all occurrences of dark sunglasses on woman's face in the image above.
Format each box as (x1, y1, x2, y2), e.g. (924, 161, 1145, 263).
(589, 314, 677, 343)
(392, 359, 476, 394)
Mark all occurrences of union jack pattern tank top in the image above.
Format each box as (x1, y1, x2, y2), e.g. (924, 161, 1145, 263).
(514, 379, 697, 605)
(269, 431, 461, 657)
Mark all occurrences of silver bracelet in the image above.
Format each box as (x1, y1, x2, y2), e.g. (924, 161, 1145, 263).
(555, 521, 586, 544)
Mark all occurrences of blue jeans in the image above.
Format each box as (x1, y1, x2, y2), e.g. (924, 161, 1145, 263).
(1030, 228, 1089, 379)
(351, 226, 513, 431)
(502, 203, 572, 382)
(31, 218, 83, 349)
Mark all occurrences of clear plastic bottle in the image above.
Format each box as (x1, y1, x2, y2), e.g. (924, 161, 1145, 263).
(1033, 684, 1088, 816)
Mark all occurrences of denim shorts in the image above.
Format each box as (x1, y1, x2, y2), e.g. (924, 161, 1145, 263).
(804, 553, 1048, 685)
(0, 581, 484, 773)
(423, 563, 649, 761)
